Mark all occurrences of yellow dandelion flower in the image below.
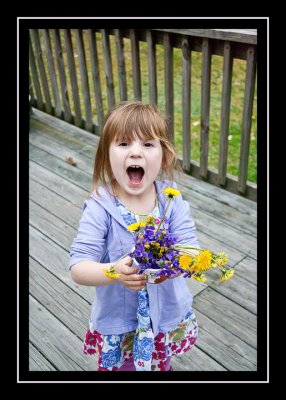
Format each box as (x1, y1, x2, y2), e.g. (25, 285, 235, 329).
(192, 273, 207, 283)
(127, 222, 141, 231)
(216, 252, 228, 266)
(103, 268, 121, 280)
(193, 250, 212, 271)
(190, 263, 201, 273)
(145, 216, 154, 224)
(179, 254, 193, 270)
(220, 268, 235, 281)
(163, 187, 181, 198)
(144, 243, 150, 249)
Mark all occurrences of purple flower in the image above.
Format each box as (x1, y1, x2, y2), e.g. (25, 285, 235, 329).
(128, 221, 183, 276)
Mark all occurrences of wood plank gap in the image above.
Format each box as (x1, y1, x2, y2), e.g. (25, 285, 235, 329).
(29, 341, 58, 371)
(30, 176, 85, 210)
(29, 145, 92, 193)
(192, 343, 230, 370)
(196, 226, 256, 260)
(193, 294, 256, 349)
(205, 284, 257, 317)
(29, 256, 93, 308)
(29, 292, 84, 343)
(195, 311, 256, 366)
(29, 198, 78, 234)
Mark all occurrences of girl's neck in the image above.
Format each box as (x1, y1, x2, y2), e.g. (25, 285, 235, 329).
(114, 182, 157, 215)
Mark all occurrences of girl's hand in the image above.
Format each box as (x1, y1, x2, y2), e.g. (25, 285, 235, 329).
(115, 256, 147, 290)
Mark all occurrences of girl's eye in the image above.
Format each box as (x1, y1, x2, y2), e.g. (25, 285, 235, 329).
(144, 142, 154, 147)
(119, 142, 129, 147)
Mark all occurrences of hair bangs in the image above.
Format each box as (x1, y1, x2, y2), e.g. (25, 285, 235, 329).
(112, 106, 164, 143)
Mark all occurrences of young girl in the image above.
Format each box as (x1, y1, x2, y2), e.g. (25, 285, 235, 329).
(69, 101, 199, 371)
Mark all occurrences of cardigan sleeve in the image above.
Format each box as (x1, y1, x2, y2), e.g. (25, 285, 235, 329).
(69, 197, 110, 268)
(168, 186, 200, 248)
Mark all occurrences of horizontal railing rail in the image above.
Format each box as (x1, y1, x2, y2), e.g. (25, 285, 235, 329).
(29, 28, 257, 200)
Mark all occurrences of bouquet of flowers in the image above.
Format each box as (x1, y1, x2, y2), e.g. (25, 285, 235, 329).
(104, 188, 234, 283)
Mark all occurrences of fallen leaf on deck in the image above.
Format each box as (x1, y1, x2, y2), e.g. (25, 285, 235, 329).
(64, 156, 77, 166)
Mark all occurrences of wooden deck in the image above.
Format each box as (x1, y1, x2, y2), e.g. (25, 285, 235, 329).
(29, 109, 257, 373)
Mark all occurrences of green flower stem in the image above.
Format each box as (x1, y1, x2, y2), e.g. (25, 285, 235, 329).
(110, 252, 131, 272)
(155, 198, 172, 233)
(173, 245, 201, 256)
(174, 245, 201, 250)
(175, 249, 200, 257)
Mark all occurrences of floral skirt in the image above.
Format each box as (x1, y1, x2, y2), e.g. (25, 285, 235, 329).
(83, 310, 198, 371)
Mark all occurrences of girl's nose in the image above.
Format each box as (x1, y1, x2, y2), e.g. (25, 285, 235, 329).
(129, 142, 142, 157)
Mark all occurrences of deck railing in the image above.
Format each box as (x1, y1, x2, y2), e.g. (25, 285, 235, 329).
(29, 28, 257, 200)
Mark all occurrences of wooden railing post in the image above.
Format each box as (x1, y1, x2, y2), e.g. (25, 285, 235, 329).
(52, 29, 72, 124)
(101, 30, 116, 109)
(238, 45, 256, 195)
(75, 29, 93, 132)
(115, 29, 128, 102)
(182, 36, 191, 172)
(63, 29, 83, 129)
(130, 29, 142, 101)
(218, 41, 233, 187)
(146, 30, 157, 105)
(42, 29, 62, 118)
(200, 38, 212, 179)
(30, 29, 53, 115)
(164, 32, 174, 144)
(29, 33, 44, 110)
(88, 30, 104, 133)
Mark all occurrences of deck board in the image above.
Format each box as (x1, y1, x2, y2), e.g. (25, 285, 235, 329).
(29, 295, 96, 371)
(28, 109, 257, 372)
(29, 342, 57, 371)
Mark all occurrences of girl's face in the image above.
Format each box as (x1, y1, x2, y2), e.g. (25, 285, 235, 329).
(109, 134, 163, 198)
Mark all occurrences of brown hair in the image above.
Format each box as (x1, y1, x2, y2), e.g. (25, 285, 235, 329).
(92, 100, 181, 193)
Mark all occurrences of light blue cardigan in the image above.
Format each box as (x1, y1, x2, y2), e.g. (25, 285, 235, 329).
(69, 180, 199, 337)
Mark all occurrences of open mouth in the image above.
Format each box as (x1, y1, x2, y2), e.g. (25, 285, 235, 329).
(126, 165, 145, 185)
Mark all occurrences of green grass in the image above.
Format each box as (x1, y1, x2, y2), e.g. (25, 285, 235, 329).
(35, 30, 257, 184)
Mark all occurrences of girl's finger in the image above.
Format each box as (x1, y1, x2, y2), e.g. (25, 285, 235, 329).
(125, 279, 146, 287)
(127, 284, 146, 290)
(124, 256, 133, 265)
(121, 266, 139, 275)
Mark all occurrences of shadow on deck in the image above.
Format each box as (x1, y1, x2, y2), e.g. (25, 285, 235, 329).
(29, 109, 257, 374)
